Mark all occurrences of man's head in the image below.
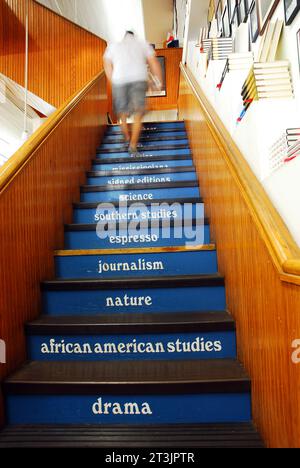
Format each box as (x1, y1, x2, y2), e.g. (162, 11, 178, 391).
(125, 30, 134, 37)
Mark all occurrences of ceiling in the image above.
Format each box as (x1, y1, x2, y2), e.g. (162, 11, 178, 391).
(35, 0, 146, 42)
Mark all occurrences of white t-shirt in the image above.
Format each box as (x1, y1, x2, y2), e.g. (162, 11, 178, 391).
(104, 35, 155, 85)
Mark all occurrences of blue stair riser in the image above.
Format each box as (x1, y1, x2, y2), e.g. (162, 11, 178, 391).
(92, 159, 194, 171)
(104, 131, 187, 141)
(100, 140, 189, 151)
(55, 250, 217, 279)
(107, 122, 186, 134)
(28, 332, 236, 361)
(87, 172, 197, 186)
(43, 286, 226, 316)
(6, 393, 251, 425)
(81, 187, 200, 203)
(74, 203, 204, 224)
(96, 149, 192, 159)
(65, 226, 210, 250)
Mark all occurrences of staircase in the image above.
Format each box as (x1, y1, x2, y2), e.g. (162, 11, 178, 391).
(0, 121, 263, 448)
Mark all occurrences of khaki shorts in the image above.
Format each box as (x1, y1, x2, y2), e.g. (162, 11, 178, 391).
(113, 81, 148, 116)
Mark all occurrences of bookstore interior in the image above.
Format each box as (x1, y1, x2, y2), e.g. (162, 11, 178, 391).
(182, 0, 300, 246)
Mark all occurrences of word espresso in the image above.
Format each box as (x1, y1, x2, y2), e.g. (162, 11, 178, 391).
(0, 339, 5, 363)
(40, 337, 223, 356)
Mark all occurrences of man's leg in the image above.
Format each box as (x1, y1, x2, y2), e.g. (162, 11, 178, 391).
(119, 113, 130, 143)
(128, 81, 147, 153)
(130, 112, 143, 152)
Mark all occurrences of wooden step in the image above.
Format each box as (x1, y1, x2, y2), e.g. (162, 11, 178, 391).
(26, 311, 235, 335)
(64, 218, 209, 232)
(101, 135, 188, 145)
(42, 274, 225, 291)
(3, 359, 250, 395)
(80, 181, 199, 193)
(54, 245, 216, 257)
(93, 155, 192, 164)
(0, 423, 264, 448)
(87, 166, 195, 177)
(97, 144, 189, 154)
(73, 197, 203, 209)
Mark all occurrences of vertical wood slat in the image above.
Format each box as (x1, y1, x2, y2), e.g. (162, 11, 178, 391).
(178, 69, 300, 448)
(0, 0, 106, 107)
(0, 74, 108, 427)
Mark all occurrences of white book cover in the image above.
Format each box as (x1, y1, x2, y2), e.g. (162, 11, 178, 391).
(267, 20, 284, 62)
(258, 21, 276, 62)
(234, 23, 250, 53)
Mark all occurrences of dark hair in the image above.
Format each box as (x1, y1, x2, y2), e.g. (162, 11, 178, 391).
(125, 30, 134, 36)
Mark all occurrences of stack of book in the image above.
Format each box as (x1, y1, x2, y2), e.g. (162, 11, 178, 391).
(218, 52, 254, 91)
(211, 38, 233, 60)
(228, 52, 254, 71)
(241, 61, 293, 103)
(202, 38, 212, 54)
(269, 132, 289, 173)
(286, 128, 300, 147)
(198, 27, 209, 49)
(269, 128, 300, 172)
(285, 129, 300, 163)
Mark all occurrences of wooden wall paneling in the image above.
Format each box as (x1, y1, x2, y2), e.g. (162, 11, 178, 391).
(146, 48, 183, 111)
(178, 67, 300, 448)
(0, 0, 106, 107)
(0, 73, 108, 427)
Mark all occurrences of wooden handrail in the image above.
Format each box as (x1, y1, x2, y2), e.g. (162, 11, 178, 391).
(0, 70, 105, 195)
(180, 64, 300, 284)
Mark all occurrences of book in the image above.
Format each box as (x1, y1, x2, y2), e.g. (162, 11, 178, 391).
(258, 21, 276, 62)
(253, 60, 290, 69)
(267, 20, 284, 62)
(286, 128, 300, 135)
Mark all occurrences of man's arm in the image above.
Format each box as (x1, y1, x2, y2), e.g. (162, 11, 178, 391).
(104, 58, 113, 83)
(147, 55, 163, 90)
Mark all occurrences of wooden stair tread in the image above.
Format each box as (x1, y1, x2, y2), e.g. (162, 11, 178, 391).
(0, 423, 264, 448)
(64, 218, 209, 231)
(26, 311, 235, 334)
(87, 166, 194, 177)
(101, 135, 188, 145)
(97, 144, 189, 154)
(42, 274, 225, 290)
(80, 180, 198, 192)
(93, 155, 192, 164)
(54, 245, 216, 257)
(4, 360, 250, 394)
(73, 197, 203, 208)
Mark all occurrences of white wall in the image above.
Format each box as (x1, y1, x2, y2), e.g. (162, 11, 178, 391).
(186, 0, 300, 246)
(35, 0, 146, 42)
(142, 0, 173, 48)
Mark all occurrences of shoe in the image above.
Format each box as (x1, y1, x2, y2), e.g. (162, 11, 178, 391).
(128, 146, 142, 157)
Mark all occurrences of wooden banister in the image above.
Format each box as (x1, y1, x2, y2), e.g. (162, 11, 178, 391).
(0, 70, 108, 427)
(180, 63, 300, 285)
(0, 71, 105, 195)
